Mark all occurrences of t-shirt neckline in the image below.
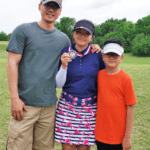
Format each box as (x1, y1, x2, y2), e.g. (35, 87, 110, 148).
(105, 69, 122, 76)
(35, 22, 56, 33)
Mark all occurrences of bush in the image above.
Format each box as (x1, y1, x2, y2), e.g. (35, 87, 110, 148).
(0, 32, 11, 41)
(132, 33, 150, 56)
(96, 32, 126, 51)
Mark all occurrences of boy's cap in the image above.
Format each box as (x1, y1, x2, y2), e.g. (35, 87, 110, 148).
(40, 0, 62, 8)
(73, 19, 95, 35)
(103, 43, 124, 56)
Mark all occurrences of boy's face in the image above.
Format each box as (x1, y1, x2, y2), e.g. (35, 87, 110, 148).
(102, 52, 124, 69)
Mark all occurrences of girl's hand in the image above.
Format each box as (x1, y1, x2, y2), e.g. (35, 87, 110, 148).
(61, 53, 72, 69)
(91, 44, 103, 53)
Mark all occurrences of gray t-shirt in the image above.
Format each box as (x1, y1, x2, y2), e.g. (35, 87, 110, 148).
(6, 22, 70, 106)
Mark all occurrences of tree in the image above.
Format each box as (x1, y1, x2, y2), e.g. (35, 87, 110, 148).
(0, 31, 7, 41)
(94, 18, 127, 47)
(116, 21, 136, 52)
(132, 33, 150, 56)
(94, 25, 101, 37)
(135, 15, 150, 35)
(97, 18, 126, 36)
(7, 33, 12, 41)
(55, 17, 76, 42)
(96, 32, 125, 49)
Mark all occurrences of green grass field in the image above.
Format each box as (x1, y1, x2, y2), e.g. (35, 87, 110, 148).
(0, 41, 150, 150)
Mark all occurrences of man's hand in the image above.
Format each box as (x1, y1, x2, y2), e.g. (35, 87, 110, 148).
(11, 98, 28, 121)
(122, 136, 131, 150)
(61, 53, 72, 69)
(91, 44, 103, 53)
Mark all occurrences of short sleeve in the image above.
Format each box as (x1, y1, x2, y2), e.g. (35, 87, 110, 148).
(64, 35, 71, 49)
(6, 24, 26, 54)
(124, 77, 137, 106)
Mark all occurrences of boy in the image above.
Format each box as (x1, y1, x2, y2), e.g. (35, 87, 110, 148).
(95, 39, 137, 150)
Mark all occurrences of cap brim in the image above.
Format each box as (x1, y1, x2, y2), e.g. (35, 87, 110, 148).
(103, 49, 122, 56)
(42, 0, 61, 8)
(73, 27, 93, 35)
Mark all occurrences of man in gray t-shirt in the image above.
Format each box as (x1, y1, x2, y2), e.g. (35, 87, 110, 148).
(6, 0, 101, 150)
(6, 0, 70, 150)
(7, 22, 70, 107)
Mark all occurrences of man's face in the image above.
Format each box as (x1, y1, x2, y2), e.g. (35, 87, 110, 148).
(39, 2, 62, 24)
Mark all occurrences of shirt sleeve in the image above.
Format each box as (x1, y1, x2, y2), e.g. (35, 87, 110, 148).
(56, 46, 69, 88)
(64, 35, 71, 48)
(56, 66, 67, 88)
(124, 77, 138, 106)
(6, 24, 26, 54)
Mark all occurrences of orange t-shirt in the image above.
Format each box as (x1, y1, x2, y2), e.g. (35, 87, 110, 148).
(95, 69, 137, 144)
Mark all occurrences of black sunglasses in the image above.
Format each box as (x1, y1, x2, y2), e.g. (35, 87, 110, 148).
(104, 53, 120, 59)
(44, 2, 60, 11)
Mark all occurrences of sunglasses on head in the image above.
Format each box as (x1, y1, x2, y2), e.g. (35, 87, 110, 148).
(44, 2, 60, 11)
(104, 53, 120, 59)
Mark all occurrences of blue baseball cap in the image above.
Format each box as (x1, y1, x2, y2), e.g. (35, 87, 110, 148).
(73, 19, 95, 35)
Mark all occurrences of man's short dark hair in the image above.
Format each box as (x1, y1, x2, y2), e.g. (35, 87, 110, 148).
(103, 39, 124, 48)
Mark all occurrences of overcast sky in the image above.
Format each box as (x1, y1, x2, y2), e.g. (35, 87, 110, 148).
(0, 0, 150, 34)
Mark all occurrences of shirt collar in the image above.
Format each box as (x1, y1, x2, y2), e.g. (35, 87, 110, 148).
(72, 43, 90, 54)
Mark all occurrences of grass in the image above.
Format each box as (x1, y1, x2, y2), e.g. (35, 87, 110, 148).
(0, 42, 150, 150)
(119, 55, 150, 150)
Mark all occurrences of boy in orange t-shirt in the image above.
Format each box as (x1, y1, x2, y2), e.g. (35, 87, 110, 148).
(95, 39, 137, 150)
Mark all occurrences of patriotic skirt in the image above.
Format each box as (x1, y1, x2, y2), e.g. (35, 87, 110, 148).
(55, 91, 97, 146)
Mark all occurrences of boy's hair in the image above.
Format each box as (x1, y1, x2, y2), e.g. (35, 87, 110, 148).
(103, 39, 124, 48)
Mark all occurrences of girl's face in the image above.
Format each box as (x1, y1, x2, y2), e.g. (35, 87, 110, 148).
(73, 29, 93, 47)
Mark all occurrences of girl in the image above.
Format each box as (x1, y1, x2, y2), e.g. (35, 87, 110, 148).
(55, 19, 105, 150)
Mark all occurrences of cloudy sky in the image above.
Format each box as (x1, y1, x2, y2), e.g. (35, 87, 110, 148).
(0, 0, 150, 34)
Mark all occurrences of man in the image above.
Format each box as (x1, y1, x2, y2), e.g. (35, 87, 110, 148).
(6, 0, 100, 150)
(6, 0, 70, 150)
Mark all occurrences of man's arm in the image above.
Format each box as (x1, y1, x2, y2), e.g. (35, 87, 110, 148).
(122, 105, 134, 150)
(7, 51, 27, 121)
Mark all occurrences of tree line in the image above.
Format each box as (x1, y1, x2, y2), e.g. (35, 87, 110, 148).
(54, 15, 150, 57)
(1, 15, 150, 56)
(0, 31, 11, 41)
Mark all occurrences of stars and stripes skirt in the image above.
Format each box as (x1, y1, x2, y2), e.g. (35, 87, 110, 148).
(55, 91, 97, 146)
